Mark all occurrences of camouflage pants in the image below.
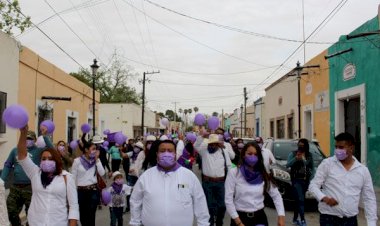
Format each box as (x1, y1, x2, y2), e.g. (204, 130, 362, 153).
(7, 184, 32, 226)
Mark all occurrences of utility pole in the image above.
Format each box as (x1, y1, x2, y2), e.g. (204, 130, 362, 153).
(173, 102, 177, 122)
(140, 70, 160, 136)
(240, 104, 243, 138)
(290, 61, 319, 139)
(244, 87, 247, 137)
(221, 109, 224, 130)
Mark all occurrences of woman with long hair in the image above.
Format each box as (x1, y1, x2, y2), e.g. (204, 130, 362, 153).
(287, 138, 314, 226)
(56, 140, 74, 171)
(17, 126, 79, 226)
(71, 133, 105, 226)
(225, 142, 285, 226)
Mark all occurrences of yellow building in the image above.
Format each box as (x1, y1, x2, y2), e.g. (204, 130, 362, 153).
(300, 50, 330, 155)
(18, 47, 100, 144)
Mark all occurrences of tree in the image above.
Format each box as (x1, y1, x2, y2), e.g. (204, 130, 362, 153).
(212, 112, 219, 117)
(70, 53, 141, 104)
(0, 0, 31, 35)
(165, 110, 175, 121)
(193, 106, 199, 113)
(188, 109, 192, 115)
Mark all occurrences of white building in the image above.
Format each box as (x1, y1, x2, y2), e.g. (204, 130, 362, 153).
(99, 103, 159, 139)
(0, 32, 20, 163)
(264, 73, 298, 139)
(254, 97, 264, 137)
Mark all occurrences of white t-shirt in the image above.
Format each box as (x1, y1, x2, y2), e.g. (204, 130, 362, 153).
(106, 184, 131, 207)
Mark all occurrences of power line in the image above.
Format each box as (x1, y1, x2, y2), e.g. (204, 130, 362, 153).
(143, 0, 333, 45)
(7, 0, 85, 69)
(120, 0, 270, 68)
(141, 0, 159, 69)
(149, 79, 273, 87)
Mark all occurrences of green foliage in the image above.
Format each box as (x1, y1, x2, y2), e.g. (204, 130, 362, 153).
(0, 0, 31, 35)
(212, 112, 219, 117)
(70, 53, 141, 104)
(164, 109, 181, 122)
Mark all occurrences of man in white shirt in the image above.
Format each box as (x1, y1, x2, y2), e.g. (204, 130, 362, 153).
(129, 140, 209, 226)
(215, 128, 235, 161)
(194, 133, 232, 226)
(309, 132, 378, 226)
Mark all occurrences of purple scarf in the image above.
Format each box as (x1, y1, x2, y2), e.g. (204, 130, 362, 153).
(112, 182, 123, 194)
(80, 155, 96, 170)
(239, 165, 263, 185)
(157, 162, 181, 173)
(131, 151, 140, 162)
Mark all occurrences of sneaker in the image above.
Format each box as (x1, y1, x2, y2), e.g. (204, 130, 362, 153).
(300, 220, 307, 226)
(292, 220, 300, 225)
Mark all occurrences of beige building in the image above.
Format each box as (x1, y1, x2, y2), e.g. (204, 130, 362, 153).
(0, 31, 100, 164)
(264, 72, 298, 139)
(99, 103, 159, 139)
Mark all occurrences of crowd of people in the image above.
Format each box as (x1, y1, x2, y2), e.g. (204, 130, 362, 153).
(0, 123, 378, 226)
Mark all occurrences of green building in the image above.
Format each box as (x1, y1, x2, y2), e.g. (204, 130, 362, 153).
(327, 14, 380, 186)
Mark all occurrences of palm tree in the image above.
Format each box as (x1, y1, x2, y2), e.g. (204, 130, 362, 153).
(193, 106, 199, 113)
(188, 108, 192, 114)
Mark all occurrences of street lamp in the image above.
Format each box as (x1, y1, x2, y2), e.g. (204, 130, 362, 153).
(90, 59, 99, 137)
(240, 104, 243, 138)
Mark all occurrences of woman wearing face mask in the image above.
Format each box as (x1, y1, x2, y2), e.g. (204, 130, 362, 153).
(225, 142, 285, 226)
(57, 140, 74, 171)
(231, 138, 244, 165)
(127, 141, 144, 185)
(286, 138, 314, 226)
(71, 133, 105, 226)
(16, 126, 79, 226)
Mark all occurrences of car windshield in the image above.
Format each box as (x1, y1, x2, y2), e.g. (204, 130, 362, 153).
(273, 141, 325, 163)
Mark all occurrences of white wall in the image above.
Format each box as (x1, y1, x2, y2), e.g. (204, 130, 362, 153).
(264, 76, 298, 139)
(0, 31, 20, 164)
(99, 103, 156, 138)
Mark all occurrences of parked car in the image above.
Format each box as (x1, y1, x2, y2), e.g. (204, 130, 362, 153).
(263, 138, 326, 203)
(232, 137, 255, 144)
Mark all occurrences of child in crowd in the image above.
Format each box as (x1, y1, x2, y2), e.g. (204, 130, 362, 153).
(106, 171, 131, 226)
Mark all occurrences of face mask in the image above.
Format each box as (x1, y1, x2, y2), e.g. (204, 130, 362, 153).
(58, 145, 65, 152)
(40, 160, 56, 173)
(244, 155, 258, 167)
(207, 145, 218, 154)
(26, 140, 35, 148)
(335, 148, 348, 161)
(237, 143, 244, 149)
(158, 152, 176, 168)
(146, 144, 152, 150)
(89, 150, 96, 159)
(133, 147, 140, 153)
(115, 178, 124, 185)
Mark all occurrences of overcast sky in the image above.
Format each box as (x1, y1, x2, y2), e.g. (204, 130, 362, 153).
(16, 0, 379, 117)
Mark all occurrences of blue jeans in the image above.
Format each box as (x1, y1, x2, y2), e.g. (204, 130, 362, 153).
(320, 214, 358, 226)
(78, 188, 100, 226)
(202, 181, 226, 226)
(292, 179, 308, 221)
(109, 207, 123, 226)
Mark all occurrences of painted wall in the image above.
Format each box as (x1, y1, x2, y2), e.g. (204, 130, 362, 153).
(328, 16, 380, 186)
(300, 50, 330, 155)
(99, 103, 157, 138)
(19, 47, 100, 144)
(246, 105, 255, 138)
(254, 97, 263, 137)
(264, 75, 298, 139)
(0, 32, 20, 164)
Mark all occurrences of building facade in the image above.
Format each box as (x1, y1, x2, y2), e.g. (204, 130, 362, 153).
(300, 50, 330, 155)
(264, 74, 298, 139)
(327, 13, 380, 186)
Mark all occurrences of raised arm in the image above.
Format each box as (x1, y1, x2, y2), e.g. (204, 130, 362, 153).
(17, 126, 29, 160)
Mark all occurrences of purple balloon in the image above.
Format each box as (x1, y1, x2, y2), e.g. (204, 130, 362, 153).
(103, 141, 109, 147)
(103, 129, 110, 135)
(101, 190, 111, 205)
(186, 133, 197, 143)
(114, 132, 127, 145)
(161, 118, 169, 127)
(69, 140, 78, 150)
(224, 131, 231, 140)
(2, 105, 29, 129)
(40, 120, 55, 134)
(208, 116, 220, 130)
(103, 146, 109, 151)
(81, 123, 91, 134)
(194, 113, 206, 126)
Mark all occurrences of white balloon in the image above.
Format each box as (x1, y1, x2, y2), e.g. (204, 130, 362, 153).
(161, 118, 169, 126)
(35, 136, 46, 148)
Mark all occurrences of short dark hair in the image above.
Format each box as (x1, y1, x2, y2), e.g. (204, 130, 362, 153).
(335, 132, 355, 145)
(157, 140, 176, 152)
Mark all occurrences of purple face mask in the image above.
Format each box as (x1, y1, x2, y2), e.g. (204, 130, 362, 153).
(244, 155, 258, 166)
(40, 160, 56, 173)
(89, 150, 96, 159)
(237, 143, 244, 149)
(158, 152, 176, 168)
(26, 140, 35, 148)
(146, 144, 152, 150)
(58, 145, 65, 152)
(335, 148, 348, 161)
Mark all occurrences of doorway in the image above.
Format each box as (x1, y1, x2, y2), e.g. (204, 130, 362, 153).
(304, 111, 312, 140)
(344, 97, 361, 161)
